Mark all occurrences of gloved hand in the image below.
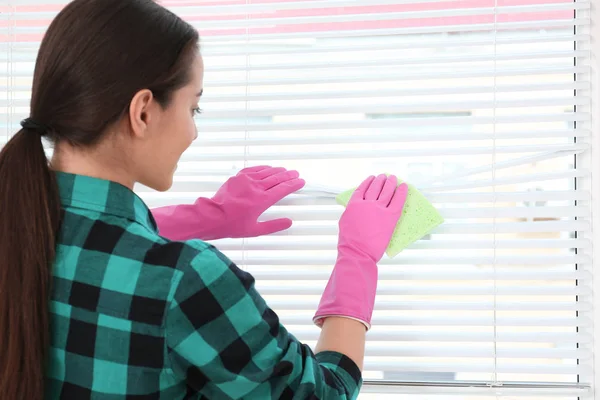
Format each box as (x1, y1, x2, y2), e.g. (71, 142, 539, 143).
(152, 166, 306, 241)
(313, 174, 408, 330)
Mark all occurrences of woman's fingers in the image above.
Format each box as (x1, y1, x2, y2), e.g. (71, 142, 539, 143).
(262, 169, 300, 190)
(238, 165, 269, 175)
(350, 175, 375, 201)
(389, 183, 409, 211)
(265, 178, 306, 200)
(377, 175, 398, 206)
(364, 174, 387, 201)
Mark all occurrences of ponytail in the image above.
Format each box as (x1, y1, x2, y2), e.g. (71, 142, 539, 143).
(0, 128, 61, 399)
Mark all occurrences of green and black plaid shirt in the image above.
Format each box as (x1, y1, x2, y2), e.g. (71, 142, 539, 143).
(46, 172, 362, 399)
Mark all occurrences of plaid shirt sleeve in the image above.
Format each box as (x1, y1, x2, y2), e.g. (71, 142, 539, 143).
(165, 243, 363, 399)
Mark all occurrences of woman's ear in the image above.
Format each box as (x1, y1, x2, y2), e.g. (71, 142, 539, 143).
(128, 89, 154, 138)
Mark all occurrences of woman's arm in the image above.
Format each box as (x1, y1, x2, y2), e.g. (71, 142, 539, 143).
(316, 317, 366, 371)
(165, 245, 363, 400)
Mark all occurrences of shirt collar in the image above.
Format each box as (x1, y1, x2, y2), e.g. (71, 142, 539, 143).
(55, 171, 158, 233)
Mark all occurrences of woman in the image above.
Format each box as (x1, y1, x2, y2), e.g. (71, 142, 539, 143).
(0, 0, 408, 399)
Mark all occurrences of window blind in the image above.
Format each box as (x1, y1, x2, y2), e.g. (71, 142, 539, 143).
(1, 0, 594, 398)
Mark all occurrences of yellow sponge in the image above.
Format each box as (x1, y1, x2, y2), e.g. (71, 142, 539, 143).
(335, 179, 444, 258)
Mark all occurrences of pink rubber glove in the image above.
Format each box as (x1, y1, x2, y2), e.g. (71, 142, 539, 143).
(152, 166, 306, 241)
(313, 174, 408, 330)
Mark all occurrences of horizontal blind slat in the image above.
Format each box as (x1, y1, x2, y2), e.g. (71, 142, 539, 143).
(202, 66, 589, 87)
(265, 221, 589, 236)
(178, 112, 589, 132)
(180, 144, 589, 161)
(234, 254, 588, 265)
(256, 284, 588, 296)
(203, 50, 589, 72)
(211, 238, 590, 251)
(164, 3, 591, 30)
(257, 206, 589, 220)
(265, 299, 590, 311)
(360, 361, 583, 374)
(200, 33, 591, 56)
(361, 345, 589, 359)
(290, 329, 590, 343)
(173, 0, 587, 14)
(195, 19, 592, 41)
(192, 130, 588, 147)
(247, 268, 588, 281)
(278, 314, 589, 327)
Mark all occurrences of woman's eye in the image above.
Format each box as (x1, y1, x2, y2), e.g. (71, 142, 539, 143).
(193, 107, 203, 116)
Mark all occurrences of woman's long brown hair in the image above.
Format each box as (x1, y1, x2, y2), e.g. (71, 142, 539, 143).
(0, 0, 199, 398)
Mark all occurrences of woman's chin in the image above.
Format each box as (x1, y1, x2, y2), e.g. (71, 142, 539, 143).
(142, 174, 174, 192)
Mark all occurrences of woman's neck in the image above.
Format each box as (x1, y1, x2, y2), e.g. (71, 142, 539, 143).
(50, 141, 135, 189)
